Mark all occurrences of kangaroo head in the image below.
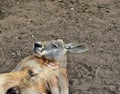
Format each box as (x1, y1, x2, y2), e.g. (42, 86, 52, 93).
(33, 39, 88, 67)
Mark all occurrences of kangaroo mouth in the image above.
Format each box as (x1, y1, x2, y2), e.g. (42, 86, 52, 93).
(44, 62, 60, 69)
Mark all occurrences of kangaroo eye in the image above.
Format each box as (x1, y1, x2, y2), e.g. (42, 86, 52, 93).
(52, 43, 58, 49)
(6, 86, 20, 94)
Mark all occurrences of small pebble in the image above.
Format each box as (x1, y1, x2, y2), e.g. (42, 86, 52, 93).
(15, 36, 18, 39)
(5, 61, 11, 66)
(119, 87, 120, 91)
(89, 18, 92, 21)
(70, 7, 74, 10)
(12, 52, 16, 56)
(31, 35, 35, 38)
(1, 10, 5, 13)
(16, 2, 20, 5)
(110, 85, 115, 90)
(27, 19, 33, 24)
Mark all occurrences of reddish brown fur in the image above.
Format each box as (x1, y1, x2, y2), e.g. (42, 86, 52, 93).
(0, 55, 68, 94)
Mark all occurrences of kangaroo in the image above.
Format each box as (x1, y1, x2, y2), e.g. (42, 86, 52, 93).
(0, 39, 88, 94)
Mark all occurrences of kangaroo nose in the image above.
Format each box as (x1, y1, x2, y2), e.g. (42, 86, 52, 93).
(34, 42, 42, 48)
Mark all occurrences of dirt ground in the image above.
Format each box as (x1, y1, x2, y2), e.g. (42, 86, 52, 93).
(0, 0, 120, 94)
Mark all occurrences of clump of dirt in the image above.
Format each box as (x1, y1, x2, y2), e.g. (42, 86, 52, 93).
(0, 0, 120, 94)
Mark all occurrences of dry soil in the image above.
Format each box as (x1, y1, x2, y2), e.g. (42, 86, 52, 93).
(0, 0, 120, 94)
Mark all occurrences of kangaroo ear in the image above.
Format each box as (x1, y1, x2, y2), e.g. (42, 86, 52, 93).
(65, 43, 88, 53)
